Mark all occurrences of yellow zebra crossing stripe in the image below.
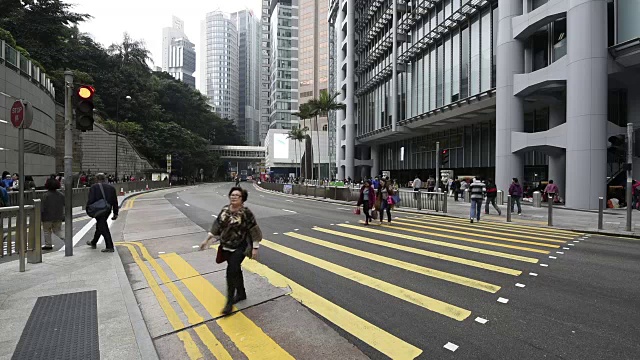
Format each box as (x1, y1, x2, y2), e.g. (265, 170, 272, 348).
(392, 220, 561, 248)
(285, 232, 501, 293)
(236, 245, 424, 359)
(159, 252, 295, 360)
(313, 227, 522, 275)
(397, 217, 570, 243)
(117, 243, 203, 360)
(121, 242, 232, 360)
(260, 239, 472, 321)
(338, 224, 540, 263)
(408, 214, 579, 236)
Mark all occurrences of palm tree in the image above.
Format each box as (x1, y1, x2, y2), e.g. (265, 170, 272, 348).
(287, 126, 307, 178)
(287, 129, 299, 178)
(293, 103, 317, 180)
(309, 90, 346, 181)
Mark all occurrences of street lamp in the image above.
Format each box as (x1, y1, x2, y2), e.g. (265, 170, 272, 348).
(115, 95, 131, 182)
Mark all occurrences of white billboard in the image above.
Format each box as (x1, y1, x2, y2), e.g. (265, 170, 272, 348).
(273, 133, 289, 159)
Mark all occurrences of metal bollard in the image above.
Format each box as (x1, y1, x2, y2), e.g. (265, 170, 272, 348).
(28, 200, 42, 264)
(443, 192, 448, 213)
(464, 189, 470, 202)
(417, 190, 422, 210)
(497, 190, 504, 205)
(548, 194, 554, 227)
(598, 196, 604, 230)
(507, 195, 512, 222)
(533, 191, 542, 207)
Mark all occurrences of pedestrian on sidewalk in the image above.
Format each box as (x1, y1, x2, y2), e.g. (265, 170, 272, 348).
(200, 187, 262, 315)
(544, 180, 559, 203)
(86, 173, 119, 252)
(356, 180, 376, 225)
(41, 178, 65, 250)
(484, 178, 501, 215)
(0, 183, 8, 207)
(469, 178, 486, 223)
(412, 175, 422, 201)
(509, 177, 523, 215)
(376, 179, 394, 223)
(452, 178, 461, 201)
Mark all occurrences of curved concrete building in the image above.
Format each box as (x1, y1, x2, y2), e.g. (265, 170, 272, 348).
(329, 0, 640, 209)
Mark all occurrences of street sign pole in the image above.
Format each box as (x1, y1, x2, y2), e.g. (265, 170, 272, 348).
(64, 71, 74, 256)
(18, 119, 25, 271)
(435, 141, 440, 191)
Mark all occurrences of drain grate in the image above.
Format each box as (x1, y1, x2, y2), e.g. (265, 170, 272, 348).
(12, 290, 99, 360)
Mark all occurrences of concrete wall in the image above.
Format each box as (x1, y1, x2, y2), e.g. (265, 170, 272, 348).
(0, 56, 56, 186)
(79, 122, 153, 178)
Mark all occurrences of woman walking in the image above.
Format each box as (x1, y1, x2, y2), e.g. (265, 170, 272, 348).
(377, 179, 394, 223)
(356, 180, 376, 225)
(200, 187, 262, 315)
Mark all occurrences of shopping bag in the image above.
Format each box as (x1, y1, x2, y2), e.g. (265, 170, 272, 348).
(353, 207, 361, 215)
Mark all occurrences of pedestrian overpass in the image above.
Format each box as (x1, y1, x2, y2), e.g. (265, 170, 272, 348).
(208, 145, 266, 161)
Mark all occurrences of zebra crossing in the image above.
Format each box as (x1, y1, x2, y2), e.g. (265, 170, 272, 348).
(120, 213, 584, 359)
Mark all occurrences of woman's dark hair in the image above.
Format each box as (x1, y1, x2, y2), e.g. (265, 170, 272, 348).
(228, 186, 248, 202)
(45, 177, 60, 190)
(513, 178, 519, 183)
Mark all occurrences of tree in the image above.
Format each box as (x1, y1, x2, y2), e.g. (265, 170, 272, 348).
(309, 90, 345, 181)
(287, 126, 307, 178)
(293, 103, 317, 180)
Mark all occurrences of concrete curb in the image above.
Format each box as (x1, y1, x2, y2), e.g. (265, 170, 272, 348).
(252, 183, 640, 240)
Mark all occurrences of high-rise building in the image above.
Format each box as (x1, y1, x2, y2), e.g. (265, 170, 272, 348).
(201, 11, 239, 123)
(267, 0, 299, 131)
(259, 0, 272, 145)
(231, 10, 262, 146)
(330, 0, 640, 209)
(161, 16, 196, 87)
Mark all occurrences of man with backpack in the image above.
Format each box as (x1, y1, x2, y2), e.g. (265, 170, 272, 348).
(85, 173, 119, 253)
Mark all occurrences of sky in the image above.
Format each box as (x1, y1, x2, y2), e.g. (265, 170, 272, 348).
(72, 0, 262, 90)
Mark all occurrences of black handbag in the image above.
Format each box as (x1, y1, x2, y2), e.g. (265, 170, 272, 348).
(86, 183, 112, 218)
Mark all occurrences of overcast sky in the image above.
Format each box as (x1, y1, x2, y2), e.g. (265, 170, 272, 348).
(72, 0, 262, 90)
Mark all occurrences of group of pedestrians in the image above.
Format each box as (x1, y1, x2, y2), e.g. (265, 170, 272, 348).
(355, 178, 397, 225)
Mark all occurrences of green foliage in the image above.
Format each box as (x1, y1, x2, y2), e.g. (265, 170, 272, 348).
(0, 27, 17, 47)
(0, 0, 244, 176)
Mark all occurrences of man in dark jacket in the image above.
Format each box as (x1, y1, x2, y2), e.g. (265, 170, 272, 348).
(41, 178, 65, 250)
(484, 178, 502, 215)
(86, 173, 119, 252)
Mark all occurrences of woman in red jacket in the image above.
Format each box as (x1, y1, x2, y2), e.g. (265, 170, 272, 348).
(356, 180, 376, 225)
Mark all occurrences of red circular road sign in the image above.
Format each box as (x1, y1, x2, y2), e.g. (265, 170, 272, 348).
(10, 100, 24, 128)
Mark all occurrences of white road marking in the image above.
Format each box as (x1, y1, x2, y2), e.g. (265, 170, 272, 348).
(192, 245, 199, 248)
(282, 209, 297, 214)
(556, 251, 564, 254)
(285, 200, 293, 202)
(294, 229, 299, 231)
(549, 256, 557, 259)
(443, 342, 459, 352)
(475, 317, 488, 324)
(158, 251, 165, 254)
(563, 247, 570, 250)
(529, 272, 538, 276)
(177, 196, 179, 199)
(540, 264, 549, 267)
(568, 244, 575, 246)
(260, 195, 264, 197)
(330, 224, 335, 226)
(573, 240, 580, 243)
(345, 221, 350, 223)
(273, 232, 279, 235)
(497, 297, 509, 304)
(515, 283, 526, 288)
(185, 204, 190, 207)
(59, 218, 96, 252)
(336, 208, 352, 211)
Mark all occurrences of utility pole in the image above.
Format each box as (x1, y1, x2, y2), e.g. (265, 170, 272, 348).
(626, 123, 633, 232)
(435, 141, 440, 191)
(64, 71, 74, 256)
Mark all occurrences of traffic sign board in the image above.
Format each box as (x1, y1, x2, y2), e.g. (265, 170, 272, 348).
(11, 100, 24, 128)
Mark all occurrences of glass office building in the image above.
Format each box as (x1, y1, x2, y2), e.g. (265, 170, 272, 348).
(330, 0, 640, 209)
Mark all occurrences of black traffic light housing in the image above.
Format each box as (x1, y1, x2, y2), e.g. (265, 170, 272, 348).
(75, 85, 95, 131)
(441, 149, 450, 166)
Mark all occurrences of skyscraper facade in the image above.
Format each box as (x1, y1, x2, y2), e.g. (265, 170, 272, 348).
(259, 0, 272, 145)
(201, 11, 240, 122)
(231, 10, 262, 146)
(162, 16, 196, 87)
(330, 0, 640, 209)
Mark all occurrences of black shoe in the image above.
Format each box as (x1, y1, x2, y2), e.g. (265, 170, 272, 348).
(86, 241, 96, 249)
(101, 248, 114, 253)
(221, 302, 233, 315)
(470, 219, 474, 223)
(41, 245, 53, 250)
(232, 292, 247, 304)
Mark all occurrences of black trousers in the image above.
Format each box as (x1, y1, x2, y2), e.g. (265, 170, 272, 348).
(91, 215, 113, 249)
(362, 200, 372, 223)
(224, 247, 246, 301)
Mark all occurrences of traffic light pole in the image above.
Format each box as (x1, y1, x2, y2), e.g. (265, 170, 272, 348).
(64, 71, 74, 256)
(435, 141, 440, 191)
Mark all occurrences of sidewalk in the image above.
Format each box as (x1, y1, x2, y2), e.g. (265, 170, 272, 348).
(0, 188, 170, 360)
(254, 184, 640, 238)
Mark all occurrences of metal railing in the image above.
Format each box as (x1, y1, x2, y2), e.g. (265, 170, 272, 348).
(1, 199, 42, 266)
(257, 182, 447, 213)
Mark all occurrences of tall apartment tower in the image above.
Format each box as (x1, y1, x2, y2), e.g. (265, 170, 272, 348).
(259, 0, 272, 145)
(200, 11, 239, 123)
(299, 0, 328, 131)
(161, 16, 196, 87)
(231, 10, 262, 146)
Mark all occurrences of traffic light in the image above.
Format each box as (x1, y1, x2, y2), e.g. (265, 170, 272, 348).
(440, 149, 449, 166)
(75, 85, 95, 131)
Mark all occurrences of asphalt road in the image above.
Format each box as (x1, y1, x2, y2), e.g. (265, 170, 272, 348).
(166, 182, 640, 360)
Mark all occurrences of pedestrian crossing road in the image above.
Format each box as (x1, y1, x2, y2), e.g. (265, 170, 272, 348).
(116, 184, 640, 359)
